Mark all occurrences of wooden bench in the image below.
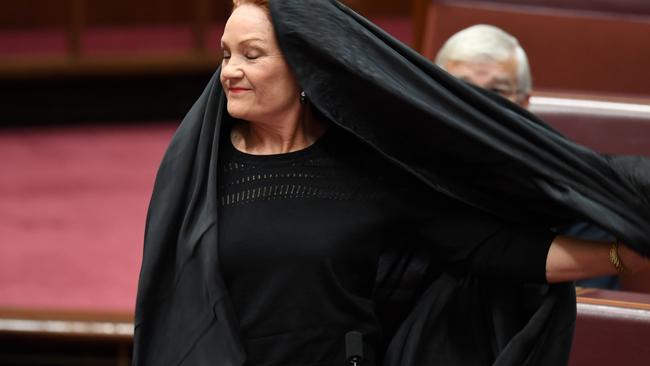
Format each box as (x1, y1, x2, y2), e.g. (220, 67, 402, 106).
(530, 93, 650, 156)
(4, 288, 650, 366)
(571, 289, 650, 366)
(0, 307, 133, 366)
(413, 0, 650, 96)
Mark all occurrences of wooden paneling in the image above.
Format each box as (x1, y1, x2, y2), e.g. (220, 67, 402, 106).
(0, 1, 411, 29)
(0, 0, 231, 28)
(447, 0, 650, 15)
(0, 0, 70, 28)
(416, 1, 650, 96)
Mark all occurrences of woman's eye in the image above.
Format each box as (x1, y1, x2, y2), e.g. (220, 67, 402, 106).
(245, 54, 260, 60)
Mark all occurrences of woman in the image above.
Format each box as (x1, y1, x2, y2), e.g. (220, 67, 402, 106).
(134, 1, 650, 365)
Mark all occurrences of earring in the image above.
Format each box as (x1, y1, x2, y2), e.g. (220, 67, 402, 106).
(300, 91, 307, 104)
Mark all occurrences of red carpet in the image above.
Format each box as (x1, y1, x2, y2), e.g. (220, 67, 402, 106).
(0, 123, 176, 312)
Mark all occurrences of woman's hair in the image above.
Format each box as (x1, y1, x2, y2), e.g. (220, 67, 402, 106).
(232, 0, 269, 12)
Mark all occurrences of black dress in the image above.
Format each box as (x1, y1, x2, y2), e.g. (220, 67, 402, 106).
(218, 125, 553, 366)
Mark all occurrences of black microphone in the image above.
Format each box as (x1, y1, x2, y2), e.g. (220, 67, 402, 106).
(345, 331, 364, 366)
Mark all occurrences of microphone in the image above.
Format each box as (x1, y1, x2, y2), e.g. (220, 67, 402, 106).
(345, 331, 364, 366)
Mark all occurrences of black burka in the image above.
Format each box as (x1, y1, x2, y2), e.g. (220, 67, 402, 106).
(133, 1, 650, 365)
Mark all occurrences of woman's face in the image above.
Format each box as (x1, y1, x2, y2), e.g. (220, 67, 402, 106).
(220, 4, 301, 123)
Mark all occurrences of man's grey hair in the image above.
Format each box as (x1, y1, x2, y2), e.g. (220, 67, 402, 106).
(434, 24, 532, 97)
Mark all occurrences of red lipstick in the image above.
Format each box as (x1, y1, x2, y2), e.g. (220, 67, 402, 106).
(228, 87, 250, 94)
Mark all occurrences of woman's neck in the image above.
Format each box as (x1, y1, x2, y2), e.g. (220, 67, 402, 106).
(231, 107, 328, 155)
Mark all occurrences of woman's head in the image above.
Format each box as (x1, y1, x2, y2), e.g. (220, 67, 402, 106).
(221, 0, 302, 123)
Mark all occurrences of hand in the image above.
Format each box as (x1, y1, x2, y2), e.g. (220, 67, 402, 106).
(618, 244, 650, 274)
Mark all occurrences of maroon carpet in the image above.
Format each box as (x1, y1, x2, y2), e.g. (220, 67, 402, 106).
(0, 123, 176, 312)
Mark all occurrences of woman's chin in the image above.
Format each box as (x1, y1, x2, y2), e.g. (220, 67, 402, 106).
(226, 105, 250, 120)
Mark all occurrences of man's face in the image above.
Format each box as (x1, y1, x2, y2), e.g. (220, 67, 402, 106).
(443, 57, 530, 108)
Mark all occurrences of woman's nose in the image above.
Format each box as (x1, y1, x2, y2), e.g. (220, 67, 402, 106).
(221, 59, 244, 79)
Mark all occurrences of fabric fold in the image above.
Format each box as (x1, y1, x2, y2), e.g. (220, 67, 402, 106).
(270, 0, 650, 251)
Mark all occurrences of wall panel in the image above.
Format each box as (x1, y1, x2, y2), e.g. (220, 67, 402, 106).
(0, 0, 408, 29)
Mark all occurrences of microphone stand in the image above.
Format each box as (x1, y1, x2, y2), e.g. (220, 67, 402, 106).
(345, 331, 364, 366)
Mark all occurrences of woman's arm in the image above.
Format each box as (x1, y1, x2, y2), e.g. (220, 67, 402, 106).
(546, 235, 650, 283)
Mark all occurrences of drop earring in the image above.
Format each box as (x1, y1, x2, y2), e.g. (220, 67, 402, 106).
(300, 91, 307, 104)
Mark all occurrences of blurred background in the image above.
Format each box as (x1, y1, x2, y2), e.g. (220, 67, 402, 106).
(1, 1, 649, 365)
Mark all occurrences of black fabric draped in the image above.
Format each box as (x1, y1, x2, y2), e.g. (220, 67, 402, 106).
(133, 1, 650, 365)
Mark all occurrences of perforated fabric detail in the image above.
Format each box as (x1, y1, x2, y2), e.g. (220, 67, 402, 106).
(217, 129, 387, 208)
(219, 157, 367, 206)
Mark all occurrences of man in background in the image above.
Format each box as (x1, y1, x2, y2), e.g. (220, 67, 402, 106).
(435, 24, 531, 108)
(434, 24, 617, 289)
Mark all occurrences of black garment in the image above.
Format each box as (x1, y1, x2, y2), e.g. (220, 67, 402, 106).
(272, 1, 650, 252)
(218, 127, 388, 366)
(133, 1, 650, 365)
(218, 125, 554, 366)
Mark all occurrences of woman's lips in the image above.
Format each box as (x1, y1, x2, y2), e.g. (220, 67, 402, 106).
(228, 88, 250, 94)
